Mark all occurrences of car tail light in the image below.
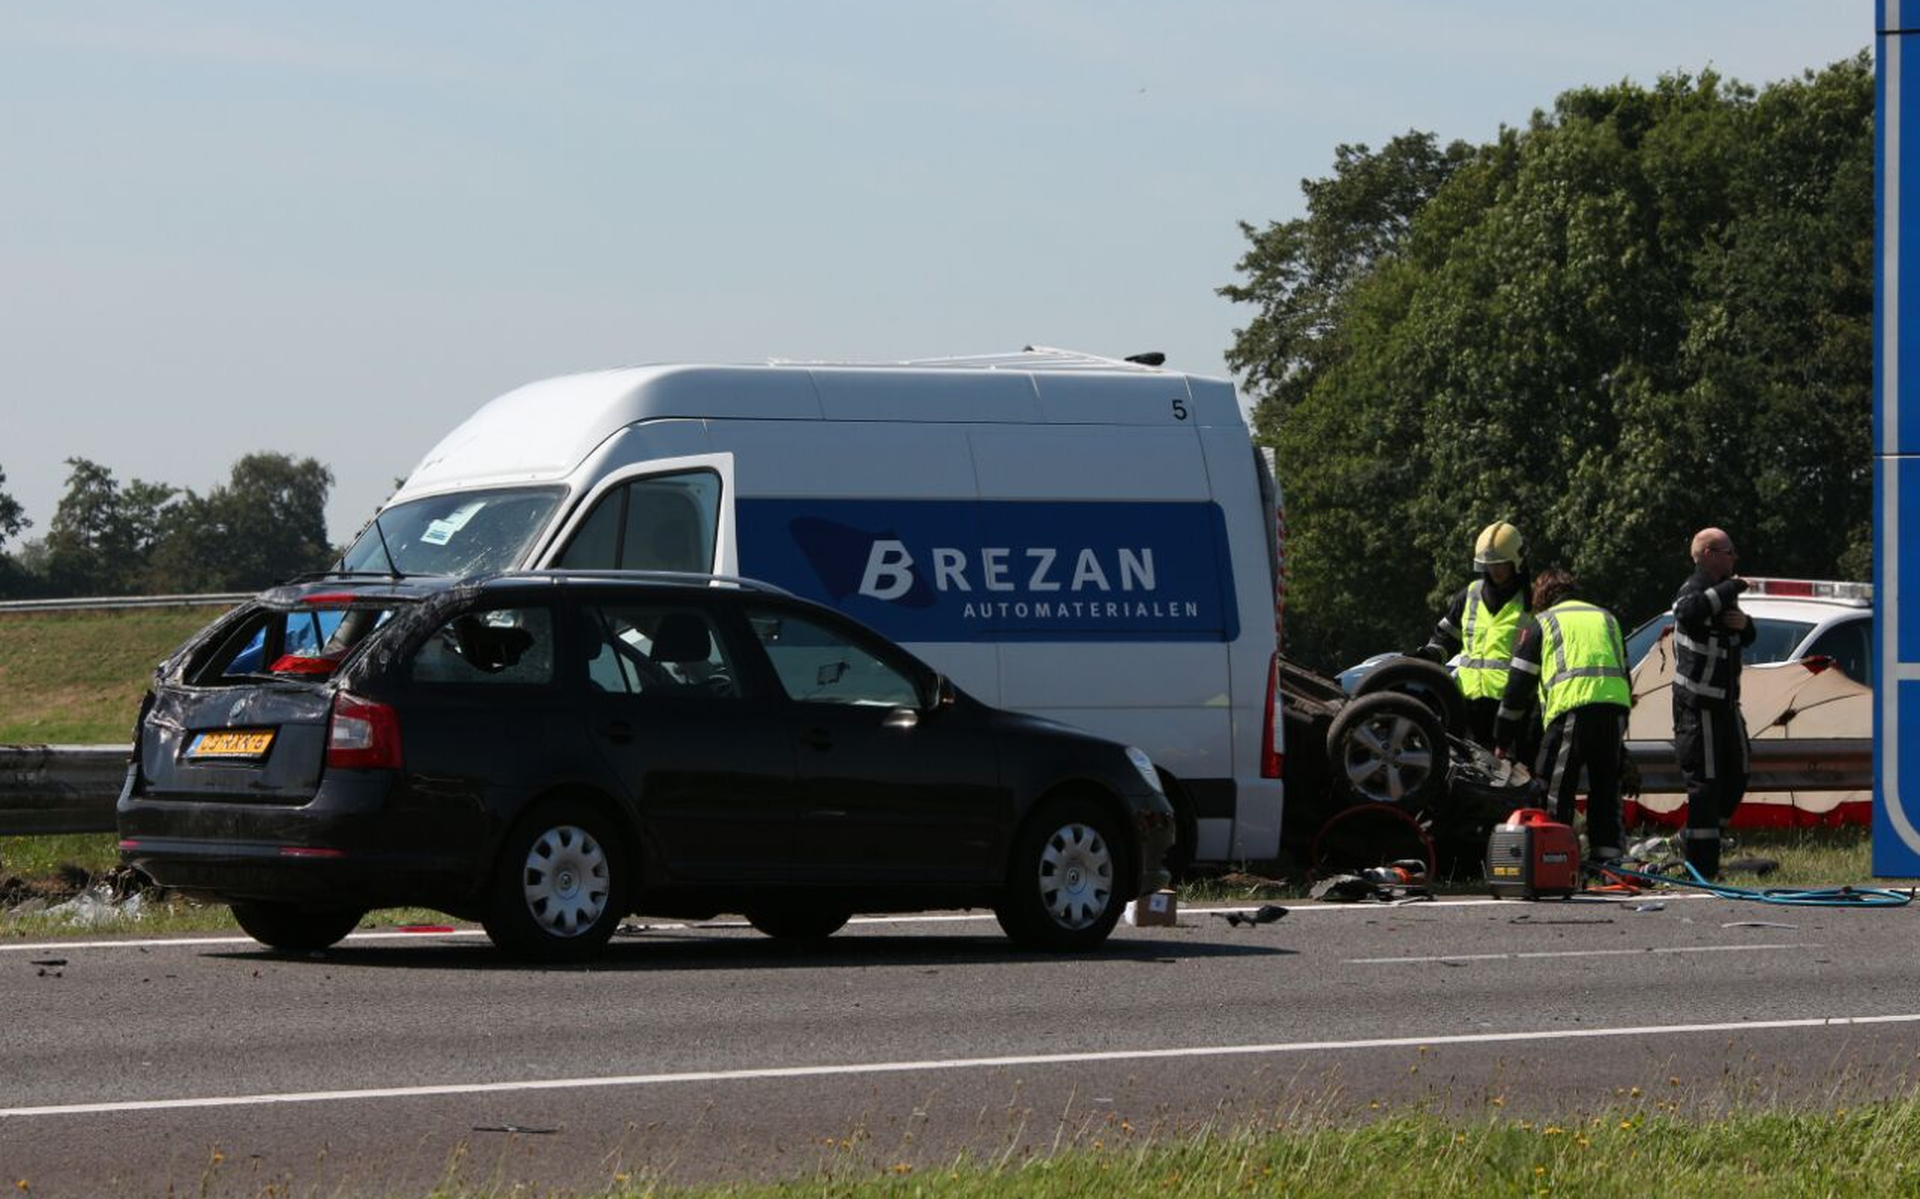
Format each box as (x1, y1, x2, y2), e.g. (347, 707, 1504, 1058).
(327, 692, 403, 770)
(1261, 651, 1285, 779)
(301, 592, 359, 607)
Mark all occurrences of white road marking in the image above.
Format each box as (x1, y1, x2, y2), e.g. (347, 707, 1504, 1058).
(1346, 942, 1816, 964)
(0, 896, 1703, 954)
(7, 1012, 1919, 1121)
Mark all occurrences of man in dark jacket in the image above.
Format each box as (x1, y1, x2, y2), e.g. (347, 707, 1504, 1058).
(1671, 528, 1754, 878)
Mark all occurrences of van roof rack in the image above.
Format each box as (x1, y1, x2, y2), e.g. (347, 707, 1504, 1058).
(512, 569, 795, 597)
(766, 346, 1169, 373)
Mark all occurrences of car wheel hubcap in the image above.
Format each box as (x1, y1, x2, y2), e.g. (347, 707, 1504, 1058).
(1344, 715, 1433, 803)
(1037, 822, 1113, 930)
(521, 824, 609, 938)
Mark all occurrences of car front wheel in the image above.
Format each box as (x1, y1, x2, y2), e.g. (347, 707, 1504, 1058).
(995, 798, 1129, 952)
(231, 902, 365, 953)
(482, 799, 628, 962)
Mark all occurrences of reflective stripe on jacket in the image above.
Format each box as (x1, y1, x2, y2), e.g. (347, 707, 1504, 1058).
(1536, 600, 1631, 725)
(1457, 580, 1526, 701)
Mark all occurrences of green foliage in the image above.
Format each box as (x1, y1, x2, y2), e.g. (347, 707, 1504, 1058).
(148, 452, 336, 591)
(42, 458, 178, 596)
(1226, 56, 1873, 669)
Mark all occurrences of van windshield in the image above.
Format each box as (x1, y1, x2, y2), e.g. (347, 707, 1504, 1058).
(340, 487, 564, 577)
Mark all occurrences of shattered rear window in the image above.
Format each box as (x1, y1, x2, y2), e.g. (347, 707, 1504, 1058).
(191, 606, 401, 685)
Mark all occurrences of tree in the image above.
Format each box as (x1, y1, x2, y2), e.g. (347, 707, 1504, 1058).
(148, 453, 335, 591)
(43, 458, 177, 595)
(1224, 55, 1873, 671)
(0, 465, 24, 546)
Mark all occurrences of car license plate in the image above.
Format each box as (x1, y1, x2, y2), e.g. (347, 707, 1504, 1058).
(187, 729, 276, 760)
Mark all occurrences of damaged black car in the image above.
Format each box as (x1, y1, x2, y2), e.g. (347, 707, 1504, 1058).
(118, 572, 1176, 961)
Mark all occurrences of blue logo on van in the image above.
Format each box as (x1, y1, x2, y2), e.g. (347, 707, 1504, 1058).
(737, 499, 1239, 643)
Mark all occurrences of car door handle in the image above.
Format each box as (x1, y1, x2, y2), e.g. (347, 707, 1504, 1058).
(598, 721, 635, 745)
(803, 727, 833, 751)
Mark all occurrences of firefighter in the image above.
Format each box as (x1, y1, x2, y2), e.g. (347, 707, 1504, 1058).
(1493, 568, 1632, 865)
(1419, 520, 1530, 748)
(1670, 527, 1753, 878)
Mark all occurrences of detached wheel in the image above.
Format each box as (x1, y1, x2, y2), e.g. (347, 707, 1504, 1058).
(483, 799, 628, 962)
(231, 902, 364, 953)
(746, 903, 852, 942)
(1353, 655, 1468, 737)
(1326, 692, 1449, 809)
(995, 798, 1129, 952)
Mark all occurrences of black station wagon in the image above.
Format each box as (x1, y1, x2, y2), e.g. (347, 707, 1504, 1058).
(118, 573, 1176, 960)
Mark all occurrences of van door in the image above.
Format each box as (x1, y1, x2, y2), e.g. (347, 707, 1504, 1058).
(540, 459, 731, 574)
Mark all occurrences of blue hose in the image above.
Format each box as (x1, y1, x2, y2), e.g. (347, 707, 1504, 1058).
(1597, 860, 1914, 908)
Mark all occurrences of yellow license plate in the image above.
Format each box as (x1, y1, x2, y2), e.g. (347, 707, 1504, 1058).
(188, 729, 276, 759)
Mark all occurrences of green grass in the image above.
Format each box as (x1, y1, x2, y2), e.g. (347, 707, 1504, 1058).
(217, 1101, 1919, 1198)
(0, 605, 224, 743)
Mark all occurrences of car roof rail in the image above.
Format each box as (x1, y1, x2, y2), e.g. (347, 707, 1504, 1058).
(514, 569, 796, 597)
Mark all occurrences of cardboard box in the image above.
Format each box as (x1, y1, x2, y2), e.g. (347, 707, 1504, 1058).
(1125, 888, 1178, 927)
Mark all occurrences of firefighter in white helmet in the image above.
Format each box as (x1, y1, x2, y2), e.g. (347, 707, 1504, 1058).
(1418, 520, 1531, 749)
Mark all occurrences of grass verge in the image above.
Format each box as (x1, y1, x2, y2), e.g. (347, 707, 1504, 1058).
(186, 1100, 1920, 1198)
(0, 605, 220, 743)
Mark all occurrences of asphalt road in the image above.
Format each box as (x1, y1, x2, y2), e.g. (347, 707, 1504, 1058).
(5, 894, 1919, 1197)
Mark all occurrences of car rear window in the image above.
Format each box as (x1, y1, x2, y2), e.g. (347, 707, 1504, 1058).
(191, 605, 400, 685)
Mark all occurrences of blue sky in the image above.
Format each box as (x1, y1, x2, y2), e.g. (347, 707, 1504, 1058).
(0, 2, 1869, 544)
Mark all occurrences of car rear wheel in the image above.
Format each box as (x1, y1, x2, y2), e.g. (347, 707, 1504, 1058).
(746, 903, 852, 942)
(230, 902, 365, 953)
(482, 799, 628, 962)
(995, 798, 1129, 952)
(1326, 692, 1449, 809)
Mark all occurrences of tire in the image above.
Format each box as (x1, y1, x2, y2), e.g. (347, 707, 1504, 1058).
(995, 797, 1130, 952)
(1352, 656, 1468, 737)
(746, 903, 851, 942)
(230, 902, 364, 953)
(482, 799, 629, 962)
(1326, 692, 1449, 809)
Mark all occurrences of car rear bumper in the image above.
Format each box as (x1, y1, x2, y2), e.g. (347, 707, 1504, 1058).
(118, 769, 488, 910)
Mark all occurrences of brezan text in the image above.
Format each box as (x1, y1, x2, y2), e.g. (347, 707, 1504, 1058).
(859, 542, 1156, 601)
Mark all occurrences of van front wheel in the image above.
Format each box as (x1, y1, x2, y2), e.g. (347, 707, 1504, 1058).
(995, 798, 1128, 952)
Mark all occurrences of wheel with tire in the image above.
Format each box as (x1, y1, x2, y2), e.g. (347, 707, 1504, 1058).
(995, 797, 1130, 952)
(482, 799, 628, 962)
(1326, 692, 1449, 809)
(231, 902, 364, 953)
(746, 903, 851, 942)
(1352, 655, 1468, 737)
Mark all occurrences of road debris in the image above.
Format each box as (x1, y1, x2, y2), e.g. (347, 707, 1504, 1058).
(1210, 904, 1288, 928)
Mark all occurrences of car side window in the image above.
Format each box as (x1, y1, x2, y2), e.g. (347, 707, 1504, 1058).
(1806, 618, 1873, 688)
(556, 471, 721, 573)
(746, 609, 920, 707)
(582, 605, 739, 699)
(412, 607, 554, 686)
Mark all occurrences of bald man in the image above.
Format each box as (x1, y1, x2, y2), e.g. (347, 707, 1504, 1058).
(1669, 528, 1753, 877)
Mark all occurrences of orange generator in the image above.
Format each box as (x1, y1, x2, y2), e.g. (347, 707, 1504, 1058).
(1486, 808, 1580, 899)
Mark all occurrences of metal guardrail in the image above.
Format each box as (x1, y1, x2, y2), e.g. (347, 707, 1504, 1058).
(1626, 738, 1870, 795)
(0, 745, 131, 837)
(0, 593, 249, 614)
(0, 739, 1877, 841)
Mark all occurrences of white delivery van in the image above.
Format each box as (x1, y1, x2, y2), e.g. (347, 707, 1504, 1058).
(339, 348, 1286, 862)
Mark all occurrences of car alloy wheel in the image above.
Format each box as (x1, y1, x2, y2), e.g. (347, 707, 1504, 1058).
(521, 824, 610, 937)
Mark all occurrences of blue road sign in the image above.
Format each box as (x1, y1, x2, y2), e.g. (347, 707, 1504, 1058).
(1876, 0, 1920, 876)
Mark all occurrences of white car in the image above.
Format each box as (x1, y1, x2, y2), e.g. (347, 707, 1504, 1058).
(1624, 578, 1873, 685)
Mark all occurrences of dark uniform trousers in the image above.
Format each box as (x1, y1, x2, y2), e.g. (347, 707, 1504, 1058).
(1673, 698, 1749, 875)
(1534, 704, 1627, 858)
